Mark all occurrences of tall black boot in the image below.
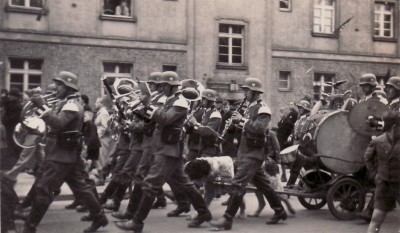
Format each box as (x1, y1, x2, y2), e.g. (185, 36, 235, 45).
(83, 210, 108, 232)
(186, 189, 212, 228)
(22, 202, 50, 233)
(112, 184, 142, 220)
(99, 180, 119, 204)
(115, 194, 155, 232)
(167, 189, 190, 217)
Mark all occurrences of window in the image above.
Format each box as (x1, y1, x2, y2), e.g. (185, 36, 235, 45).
(9, 0, 43, 8)
(313, 73, 335, 100)
(313, 0, 335, 34)
(279, 0, 291, 11)
(374, 2, 395, 39)
(102, 62, 133, 96)
(162, 65, 177, 72)
(103, 0, 132, 17)
(278, 71, 291, 91)
(7, 58, 43, 92)
(218, 24, 244, 66)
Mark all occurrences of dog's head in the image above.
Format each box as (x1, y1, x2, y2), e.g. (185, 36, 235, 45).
(184, 159, 211, 181)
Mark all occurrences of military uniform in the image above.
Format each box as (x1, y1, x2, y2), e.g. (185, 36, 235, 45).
(24, 95, 105, 231)
(222, 99, 284, 220)
(196, 106, 222, 157)
(360, 91, 388, 105)
(119, 92, 211, 231)
(185, 107, 205, 161)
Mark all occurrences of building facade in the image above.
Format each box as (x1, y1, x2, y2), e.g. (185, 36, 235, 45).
(1, 0, 400, 124)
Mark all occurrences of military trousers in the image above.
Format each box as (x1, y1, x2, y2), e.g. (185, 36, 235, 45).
(224, 157, 283, 219)
(26, 159, 102, 227)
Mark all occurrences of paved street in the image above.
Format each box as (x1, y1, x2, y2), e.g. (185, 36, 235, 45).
(11, 173, 400, 233)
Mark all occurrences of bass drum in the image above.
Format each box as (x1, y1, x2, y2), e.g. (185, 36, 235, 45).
(314, 111, 370, 174)
(297, 110, 330, 157)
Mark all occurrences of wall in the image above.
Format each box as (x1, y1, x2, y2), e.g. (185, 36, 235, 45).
(0, 41, 187, 106)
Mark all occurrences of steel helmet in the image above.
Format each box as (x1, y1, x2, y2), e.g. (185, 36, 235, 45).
(296, 100, 311, 111)
(241, 77, 264, 93)
(148, 72, 162, 84)
(160, 71, 181, 86)
(53, 71, 79, 91)
(359, 73, 378, 86)
(386, 76, 400, 90)
(201, 89, 217, 101)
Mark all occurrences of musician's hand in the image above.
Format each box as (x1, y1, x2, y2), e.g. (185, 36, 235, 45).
(231, 112, 243, 123)
(140, 94, 150, 106)
(30, 94, 46, 109)
(287, 135, 293, 143)
(187, 117, 198, 127)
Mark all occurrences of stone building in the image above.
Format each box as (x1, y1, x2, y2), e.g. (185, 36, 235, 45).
(1, 0, 399, 123)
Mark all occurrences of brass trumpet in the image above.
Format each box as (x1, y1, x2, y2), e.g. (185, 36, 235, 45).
(13, 92, 59, 149)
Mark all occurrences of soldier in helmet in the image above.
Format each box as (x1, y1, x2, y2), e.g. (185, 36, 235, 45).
(385, 76, 400, 113)
(186, 88, 222, 158)
(116, 71, 212, 232)
(359, 73, 388, 104)
(22, 71, 108, 233)
(210, 77, 287, 231)
(284, 100, 312, 189)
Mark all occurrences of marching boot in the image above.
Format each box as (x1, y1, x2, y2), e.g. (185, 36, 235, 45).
(98, 180, 119, 204)
(115, 194, 155, 232)
(65, 199, 80, 209)
(111, 211, 133, 220)
(112, 183, 142, 220)
(266, 209, 287, 224)
(81, 213, 94, 221)
(167, 190, 190, 217)
(152, 197, 167, 209)
(167, 204, 191, 217)
(209, 216, 233, 231)
(284, 174, 298, 189)
(22, 202, 49, 233)
(186, 189, 212, 228)
(103, 201, 120, 212)
(83, 210, 108, 232)
(115, 220, 143, 233)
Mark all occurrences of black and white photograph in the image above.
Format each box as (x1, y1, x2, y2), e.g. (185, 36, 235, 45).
(0, 0, 399, 232)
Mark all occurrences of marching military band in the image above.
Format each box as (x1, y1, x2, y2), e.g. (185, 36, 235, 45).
(2, 69, 399, 233)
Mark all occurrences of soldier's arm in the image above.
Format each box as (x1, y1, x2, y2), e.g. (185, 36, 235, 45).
(198, 111, 222, 137)
(153, 99, 188, 126)
(42, 103, 79, 131)
(244, 106, 271, 135)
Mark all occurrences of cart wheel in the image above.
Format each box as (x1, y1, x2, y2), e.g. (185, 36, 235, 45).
(297, 181, 327, 210)
(327, 177, 366, 220)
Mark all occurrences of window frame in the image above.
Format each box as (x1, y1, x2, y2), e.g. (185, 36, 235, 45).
(279, 0, 292, 12)
(100, 0, 137, 22)
(216, 19, 248, 70)
(6, 57, 43, 92)
(162, 64, 178, 72)
(101, 62, 134, 97)
(313, 72, 336, 100)
(312, 0, 337, 38)
(5, 0, 46, 14)
(372, 0, 398, 42)
(278, 70, 292, 92)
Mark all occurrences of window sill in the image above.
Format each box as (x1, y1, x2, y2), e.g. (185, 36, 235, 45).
(311, 32, 337, 39)
(372, 37, 397, 42)
(99, 15, 137, 22)
(278, 88, 291, 92)
(216, 64, 248, 71)
(5, 5, 46, 15)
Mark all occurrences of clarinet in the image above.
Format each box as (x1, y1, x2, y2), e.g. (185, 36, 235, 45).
(219, 98, 247, 139)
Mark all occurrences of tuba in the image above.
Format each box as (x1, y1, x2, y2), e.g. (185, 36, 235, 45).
(13, 89, 59, 149)
(181, 79, 205, 102)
